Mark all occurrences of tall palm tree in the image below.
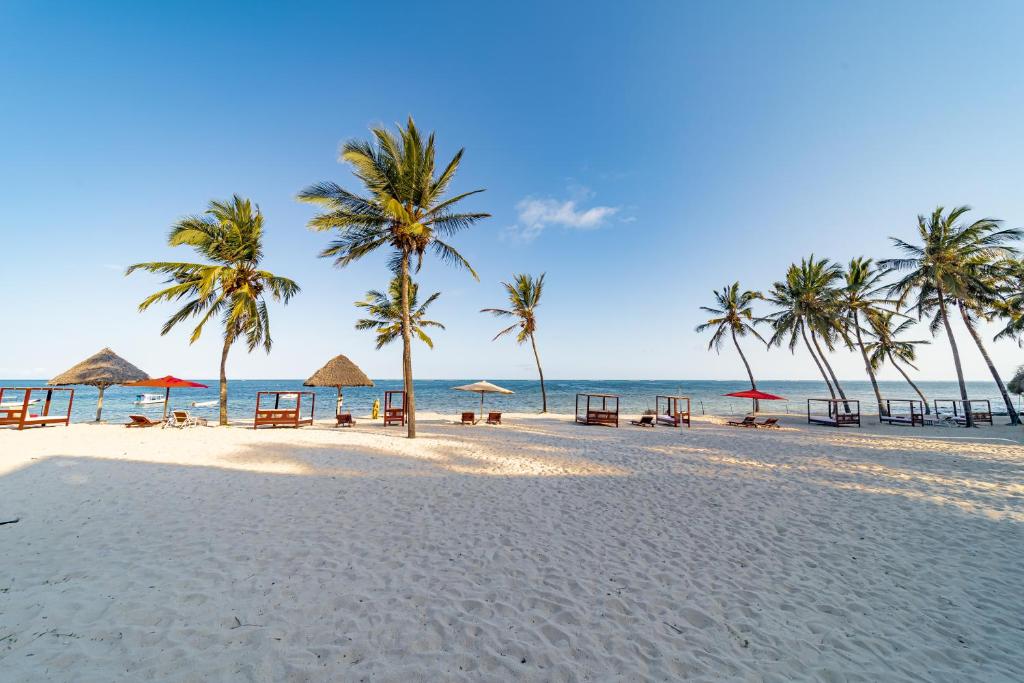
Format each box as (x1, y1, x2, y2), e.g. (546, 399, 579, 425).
(695, 283, 766, 411)
(766, 257, 849, 405)
(355, 275, 445, 350)
(993, 258, 1024, 341)
(481, 273, 548, 412)
(865, 311, 931, 413)
(841, 257, 894, 413)
(127, 195, 300, 425)
(881, 206, 1020, 426)
(298, 117, 489, 438)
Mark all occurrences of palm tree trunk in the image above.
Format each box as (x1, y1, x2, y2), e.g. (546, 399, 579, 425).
(400, 251, 416, 438)
(937, 289, 972, 427)
(853, 312, 885, 414)
(811, 330, 851, 411)
(219, 336, 231, 426)
(959, 303, 1019, 425)
(800, 324, 836, 399)
(731, 328, 759, 412)
(529, 333, 547, 412)
(888, 350, 930, 414)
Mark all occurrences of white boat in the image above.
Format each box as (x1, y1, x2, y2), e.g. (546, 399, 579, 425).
(134, 393, 165, 405)
(0, 398, 39, 409)
(191, 400, 217, 408)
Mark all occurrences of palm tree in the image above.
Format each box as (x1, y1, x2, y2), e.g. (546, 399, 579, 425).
(841, 258, 894, 413)
(865, 311, 931, 413)
(298, 117, 489, 438)
(695, 283, 766, 411)
(766, 257, 850, 405)
(355, 275, 445, 350)
(127, 195, 300, 425)
(881, 206, 1021, 426)
(1009, 365, 1024, 396)
(481, 273, 549, 412)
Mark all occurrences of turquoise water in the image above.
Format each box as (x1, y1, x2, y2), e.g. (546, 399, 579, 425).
(2, 379, 1018, 423)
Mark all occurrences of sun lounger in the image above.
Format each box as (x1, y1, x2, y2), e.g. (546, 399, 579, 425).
(461, 411, 477, 425)
(754, 417, 779, 428)
(336, 413, 355, 427)
(126, 414, 161, 428)
(168, 410, 206, 428)
(630, 415, 655, 427)
(486, 412, 502, 425)
(727, 416, 757, 427)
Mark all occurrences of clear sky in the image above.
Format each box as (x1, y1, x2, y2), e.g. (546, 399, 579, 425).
(2, 1, 1023, 382)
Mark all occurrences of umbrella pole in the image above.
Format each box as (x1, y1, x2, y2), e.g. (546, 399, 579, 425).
(480, 392, 484, 422)
(337, 386, 343, 418)
(163, 387, 170, 421)
(95, 385, 105, 422)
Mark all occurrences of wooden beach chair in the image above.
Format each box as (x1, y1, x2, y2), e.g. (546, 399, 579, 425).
(461, 411, 477, 425)
(486, 412, 502, 425)
(727, 416, 757, 428)
(630, 415, 655, 427)
(335, 413, 355, 427)
(754, 417, 779, 429)
(125, 414, 161, 428)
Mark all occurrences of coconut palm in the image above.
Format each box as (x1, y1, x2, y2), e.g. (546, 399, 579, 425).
(766, 256, 849, 405)
(481, 273, 549, 412)
(994, 258, 1024, 342)
(127, 195, 300, 425)
(1009, 365, 1024, 396)
(881, 206, 1021, 426)
(865, 311, 931, 413)
(355, 276, 445, 350)
(840, 257, 894, 413)
(695, 283, 766, 410)
(298, 117, 488, 438)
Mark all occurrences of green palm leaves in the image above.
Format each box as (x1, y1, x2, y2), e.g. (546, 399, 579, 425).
(482, 273, 548, 411)
(356, 276, 444, 350)
(696, 282, 764, 409)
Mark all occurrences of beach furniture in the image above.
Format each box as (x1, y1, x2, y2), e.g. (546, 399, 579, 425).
(254, 390, 315, 429)
(461, 411, 477, 425)
(0, 387, 74, 430)
(630, 415, 655, 427)
(933, 399, 992, 426)
(335, 412, 355, 427)
(48, 347, 149, 422)
(453, 381, 514, 423)
(879, 399, 925, 426)
(124, 376, 209, 421)
(126, 414, 161, 428)
(727, 416, 757, 427)
(486, 412, 502, 425)
(575, 393, 619, 427)
(304, 354, 374, 425)
(656, 395, 691, 427)
(383, 390, 406, 426)
(807, 399, 861, 427)
(754, 417, 779, 428)
(168, 410, 207, 428)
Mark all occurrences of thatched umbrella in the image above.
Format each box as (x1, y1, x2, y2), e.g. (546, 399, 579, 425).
(49, 347, 149, 422)
(304, 354, 374, 417)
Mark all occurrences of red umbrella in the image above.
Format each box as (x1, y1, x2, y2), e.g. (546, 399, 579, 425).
(124, 376, 209, 419)
(724, 389, 786, 414)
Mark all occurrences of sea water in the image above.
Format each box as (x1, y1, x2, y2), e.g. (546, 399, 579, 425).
(2, 379, 1017, 423)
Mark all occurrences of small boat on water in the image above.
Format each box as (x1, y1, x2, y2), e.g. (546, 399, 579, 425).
(134, 393, 165, 405)
(191, 400, 217, 408)
(0, 398, 39, 409)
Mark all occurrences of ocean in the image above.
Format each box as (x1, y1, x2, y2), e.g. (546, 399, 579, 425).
(2, 379, 1018, 423)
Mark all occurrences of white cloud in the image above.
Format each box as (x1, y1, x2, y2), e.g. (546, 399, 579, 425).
(508, 191, 620, 241)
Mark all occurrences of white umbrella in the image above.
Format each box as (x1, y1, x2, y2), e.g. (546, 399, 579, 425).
(452, 380, 514, 422)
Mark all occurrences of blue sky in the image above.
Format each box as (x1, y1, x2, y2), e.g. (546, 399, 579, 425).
(2, 1, 1023, 381)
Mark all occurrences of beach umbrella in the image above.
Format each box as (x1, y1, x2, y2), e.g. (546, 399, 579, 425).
(49, 347, 149, 422)
(453, 380, 514, 422)
(304, 354, 374, 417)
(124, 376, 209, 420)
(724, 389, 786, 413)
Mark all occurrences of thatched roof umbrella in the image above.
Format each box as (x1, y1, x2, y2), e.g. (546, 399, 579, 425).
(49, 347, 149, 422)
(304, 354, 374, 417)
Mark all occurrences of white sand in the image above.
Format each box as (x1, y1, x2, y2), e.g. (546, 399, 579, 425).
(1, 413, 1022, 681)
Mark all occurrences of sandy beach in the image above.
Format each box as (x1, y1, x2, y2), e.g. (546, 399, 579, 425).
(1, 414, 1022, 681)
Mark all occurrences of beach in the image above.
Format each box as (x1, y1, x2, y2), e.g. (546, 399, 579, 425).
(1, 414, 1021, 681)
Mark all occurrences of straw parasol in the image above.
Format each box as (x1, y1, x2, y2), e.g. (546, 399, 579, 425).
(49, 347, 149, 422)
(453, 380, 514, 422)
(304, 354, 374, 416)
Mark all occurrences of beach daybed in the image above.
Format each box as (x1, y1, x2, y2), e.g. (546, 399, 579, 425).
(383, 390, 406, 426)
(126, 414, 161, 428)
(630, 415, 655, 427)
(253, 391, 315, 429)
(655, 395, 691, 428)
(486, 412, 502, 425)
(0, 387, 74, 430)
(879, 399, 924, 426)
(933, 399, 992, 426)
(807, 399, 861, 427)
(575, 393, 619, 427)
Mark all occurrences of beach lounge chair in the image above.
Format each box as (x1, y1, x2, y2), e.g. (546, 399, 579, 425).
(461, 411, 477, 425)
(336, 413, 355, 427)
(168, 410, 206, 428)
(630, 415, 655, 427)
(486, 412, 502, 425)
(126, 414, 161, 428)
(754, 417, 779, 428)
(727, 416, 757, 428)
